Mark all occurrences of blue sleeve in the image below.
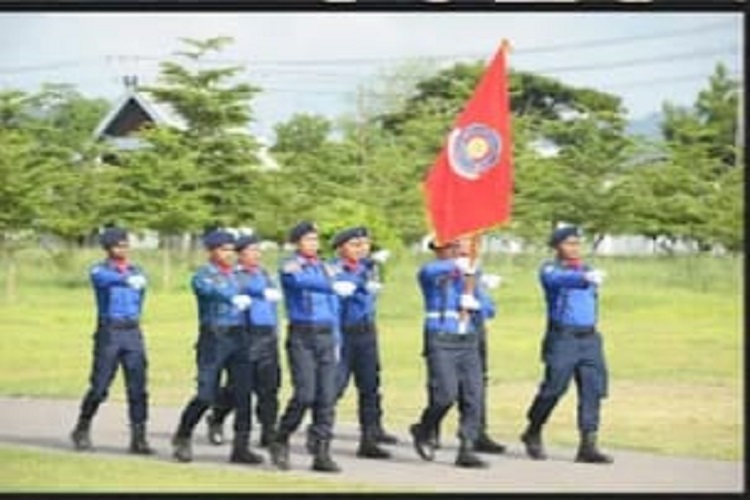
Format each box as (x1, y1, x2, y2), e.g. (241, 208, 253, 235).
(539, 263, 589, 289)
(191, 269, 236, 303)
(90, 264, 127, 289)
(280, 265, 335, 294)
(242, 275, 267, 299)
(476, 285, 496, 319)
(418, 260, 458, 286)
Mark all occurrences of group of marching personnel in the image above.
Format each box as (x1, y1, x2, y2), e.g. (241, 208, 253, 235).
(70, 220, 613, 473)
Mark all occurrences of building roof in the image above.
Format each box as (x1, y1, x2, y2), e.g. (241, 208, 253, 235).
(92, 89, 187, 139)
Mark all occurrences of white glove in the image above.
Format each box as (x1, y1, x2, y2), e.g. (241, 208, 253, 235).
(460, 294, 481, 311)
(365, 281, 383, 295)
(263, 288, 282, 302)
(480, 273, 502, 289)
(126, 275, 147, 290)
(457, 318, 470, 335)
(454, 257, 478, 275)
(231, 295, 252, 311)
(584, 269, 606, 286)
(332, 280, 357, 297)
(370, 249, 391, 264)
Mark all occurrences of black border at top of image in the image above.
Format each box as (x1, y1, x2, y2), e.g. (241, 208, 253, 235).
(0, 0, 746, 14)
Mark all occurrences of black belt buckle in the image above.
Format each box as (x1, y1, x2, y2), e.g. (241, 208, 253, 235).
(342, 322, 373, 335)
(208, 326, 244, 336)
(433, 333, 477, 343)
(290, 323, 332, 335)
(247, 326, 275, 336)
(104, 319, 139, 330)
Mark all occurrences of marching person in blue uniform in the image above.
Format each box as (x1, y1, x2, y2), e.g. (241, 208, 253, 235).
(355, 228, 399, 445)
(70, 227, 153, 455)
(327, 227, 394, 459)
(269, 221, 353, 473)
(205, 234, 282, 449)
(427, 236, 506, 454)
(171, 230, 263, 466)
(520, 226, 613, 464)
(409, 239, 488, 469)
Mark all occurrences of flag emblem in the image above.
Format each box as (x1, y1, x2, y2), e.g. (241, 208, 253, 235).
(447, 123, 502, 180)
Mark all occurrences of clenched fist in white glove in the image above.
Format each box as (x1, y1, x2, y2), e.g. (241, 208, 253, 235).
(231, 295, 252, 311)
(460, 293, 481, 311)
(263, 288, 282, 302)
(365, 281, 383, 295)
(126, 275, 147, 290)
(480, 273, 502, 289)
(584, 269, 606, 286)
(332, 280, 357, 297)
(454, 257, 478, 276)
(370, 249, 391, 264)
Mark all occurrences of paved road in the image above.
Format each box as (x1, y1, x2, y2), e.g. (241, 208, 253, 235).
(0, 396, 742, 492)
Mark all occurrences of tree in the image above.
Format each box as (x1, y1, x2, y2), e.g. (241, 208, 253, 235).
(143, 36, 264, 228)
(113, 126, 210, 288)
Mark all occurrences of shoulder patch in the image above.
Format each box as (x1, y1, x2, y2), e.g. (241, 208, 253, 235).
(542, 264, 556, 274)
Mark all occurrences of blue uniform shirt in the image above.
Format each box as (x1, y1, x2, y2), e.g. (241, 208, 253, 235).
(474, 269, 497, 321)
(329, 257, 377, 327)
(418, 258, 476, 336)
(279, 254, 341, 345)
(539, 260, 598, 328)
(191, 262, 244, 328)
(90, 259, 146, 322)
(235, 264, 279, 328)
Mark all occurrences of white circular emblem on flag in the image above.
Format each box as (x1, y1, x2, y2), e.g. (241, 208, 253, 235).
(447, 123, 502, 180)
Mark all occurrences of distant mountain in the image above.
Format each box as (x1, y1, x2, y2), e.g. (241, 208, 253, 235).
(626, 112, 664, 140)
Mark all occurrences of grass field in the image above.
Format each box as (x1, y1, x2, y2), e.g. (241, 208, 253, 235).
(0, 444, 383, 492)
(0, 248, 743, 489)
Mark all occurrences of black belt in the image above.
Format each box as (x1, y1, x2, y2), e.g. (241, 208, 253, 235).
(100, 319, 140, 330)
(245, 325, 275, 336)
(431, 333, 478, 343)
(549, 322, 596, 337)
(289, 323, 333, 335)
(201, 325, 244, 336)
(342, 321, 375, 335)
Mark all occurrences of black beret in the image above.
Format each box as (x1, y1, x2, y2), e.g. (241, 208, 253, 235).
(331, 227, 363, 249)
(99, 227, 128, 249)
(428, 238, 456, 251)
(203, 230, 236, 250)
(235, 234, 261, 252)
(549, 226, 581, 248)
(355, 226, 370, 238)
(288, 221, 317, 243)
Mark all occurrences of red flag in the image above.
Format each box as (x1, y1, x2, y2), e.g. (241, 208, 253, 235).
(423, 45, 513, 245)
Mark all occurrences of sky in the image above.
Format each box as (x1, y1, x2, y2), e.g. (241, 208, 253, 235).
(0, 12, 743, 139)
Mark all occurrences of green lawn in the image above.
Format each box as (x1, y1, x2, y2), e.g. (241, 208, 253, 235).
(0, 249, 743, 475)
(0, 444, 383, 492)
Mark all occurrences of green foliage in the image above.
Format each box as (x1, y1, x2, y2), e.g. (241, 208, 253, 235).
(311, 198, 402, 259)
(142, 36, 263, 228)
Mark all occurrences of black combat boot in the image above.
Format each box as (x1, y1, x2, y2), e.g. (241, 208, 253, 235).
(575, 432, 613, 464)
(305, 424, 317, 454)
(409, 423, 436, 462)
(230, 431, 264, 465)
(429, 426, 442, 450)
(356, 427, 391, 459)
(70, 419, 93, 451)
(259, 426, 274, 448)
(520, 425, 547, 461)
(206, 413, 225, 446)
(312, 440, 341, 473)
(129, 423, 155, 455)
(172, 434, 193, 463)
(474, 431, 507, 454)
(455, 439, 488, 468)
(269, 432, 291, 471)
(374, 423, 399, 445)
